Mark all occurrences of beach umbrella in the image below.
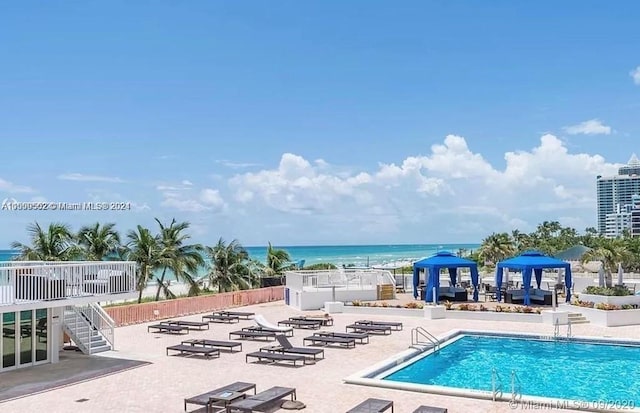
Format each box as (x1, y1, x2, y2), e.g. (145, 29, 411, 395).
(598, 265, 605, 287)
(617, 263, 624, 286)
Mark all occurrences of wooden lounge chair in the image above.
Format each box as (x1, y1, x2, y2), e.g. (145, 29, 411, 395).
(226, 386, 296, 413)
(219, 310, 255, 319)
(166, 344, 220, 359)
(412, 406, 448, 413)
(277, 319, 321, 329)
(355, 320, 403, 331)
(273, 334, 324, 359)
(182, 339, 243, 352)
(313, 331, 370, 344)
(346, 324, 392, 335)
(203, 313, 240, 323)
(161, 320, 210, 330)
(346, 398, 394, 413)
(184, 381, 256, 413)
(147, 324, 189, 334)
(245, 351, 306, 366)
(229, 330, 276, 341)
(303, 335, 356, 348)
(243, 326, 294, 337)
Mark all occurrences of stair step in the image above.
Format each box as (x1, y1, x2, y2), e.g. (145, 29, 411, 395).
(90, 345, 111, 354)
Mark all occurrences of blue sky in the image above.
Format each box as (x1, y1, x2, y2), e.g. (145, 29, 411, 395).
(1, 1, 639, 247)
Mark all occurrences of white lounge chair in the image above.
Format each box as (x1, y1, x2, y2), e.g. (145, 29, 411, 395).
(255, 314, 294, 333)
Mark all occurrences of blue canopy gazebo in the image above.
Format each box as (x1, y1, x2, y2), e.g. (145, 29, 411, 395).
(413, 251, 480, 303)
(495, 250, 572, 305)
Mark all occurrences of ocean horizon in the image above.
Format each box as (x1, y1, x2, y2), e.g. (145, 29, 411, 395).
(1, 243, 479, 267)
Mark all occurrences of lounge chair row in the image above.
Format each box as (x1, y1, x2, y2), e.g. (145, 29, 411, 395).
(167, 338, 243, 359)
(347, 398, 447, 413)
(184, 381, 295, 413)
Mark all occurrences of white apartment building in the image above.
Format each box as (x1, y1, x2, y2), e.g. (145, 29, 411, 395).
(597, 154, 640, 235)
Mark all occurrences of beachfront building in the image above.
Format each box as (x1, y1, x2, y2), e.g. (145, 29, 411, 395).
(596, 154, 640, 235)
(284, 268, 396, 310)
(604, 204, 632, 238)
(0, 261, 136, 372)
(632, 194, 640, 237)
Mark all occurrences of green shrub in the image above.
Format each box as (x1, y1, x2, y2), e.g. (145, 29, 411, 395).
(583, 286, 632, 296)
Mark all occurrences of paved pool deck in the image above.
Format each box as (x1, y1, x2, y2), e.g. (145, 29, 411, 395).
(1, 300, 637, 413)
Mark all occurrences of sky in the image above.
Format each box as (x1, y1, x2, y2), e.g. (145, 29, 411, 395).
(0, 1, 639, 248)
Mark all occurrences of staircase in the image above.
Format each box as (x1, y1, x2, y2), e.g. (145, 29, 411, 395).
(567, 312, 589, 324)
(63, 303, 115, 354)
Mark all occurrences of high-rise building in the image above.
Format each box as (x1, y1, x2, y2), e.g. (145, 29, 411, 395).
(605, 204, 631, 238)
(596, 155, 640, 235)
(631, 194, 640, 237)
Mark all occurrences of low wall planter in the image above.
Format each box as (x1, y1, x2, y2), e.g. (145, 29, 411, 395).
(445, 310, 542, 323)
(577, 293, 640, 306)
(569, 305, 640, 327)
(341, 306, 425, 318)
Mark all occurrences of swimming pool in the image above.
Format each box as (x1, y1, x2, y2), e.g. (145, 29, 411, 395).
(345, 330, 640, 412)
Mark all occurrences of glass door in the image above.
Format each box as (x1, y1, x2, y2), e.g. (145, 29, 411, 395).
(19, 310, 33, 365)
(2, 312, 16, 370)
(35, 309, 48, 363)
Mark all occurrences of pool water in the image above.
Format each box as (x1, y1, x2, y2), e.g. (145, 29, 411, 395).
(383, 335, 640, 404)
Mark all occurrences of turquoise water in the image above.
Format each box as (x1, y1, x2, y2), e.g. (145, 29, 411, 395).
(384, 334, 640, 404)
(0, 250, 18, 261)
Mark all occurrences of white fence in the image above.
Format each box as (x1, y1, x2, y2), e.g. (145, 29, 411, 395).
(0, 261, 136, 306)
(286, 268, 395, 292)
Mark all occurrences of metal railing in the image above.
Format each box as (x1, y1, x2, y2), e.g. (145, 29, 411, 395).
(566, 319, 572, 338)
(411, 326, 441, 352)
(0, 261, 136, 306)
(285, 269, 396, 292)
(511, 370, 523, 402)
(554, 319, 560, 339)
(491, 368, 503, 401)
(63, 303, 115, 354)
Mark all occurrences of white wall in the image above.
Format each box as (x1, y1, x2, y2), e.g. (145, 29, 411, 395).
(287, 288, 377, 310)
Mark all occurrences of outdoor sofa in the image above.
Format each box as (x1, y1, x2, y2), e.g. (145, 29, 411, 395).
(505, 288, 552, 305)
(438, 286, 468, 301)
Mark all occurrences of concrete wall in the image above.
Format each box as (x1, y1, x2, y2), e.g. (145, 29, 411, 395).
(104, 286, 284, 326)
(572, 306, 640, 327)
(287, 288, 377, 311)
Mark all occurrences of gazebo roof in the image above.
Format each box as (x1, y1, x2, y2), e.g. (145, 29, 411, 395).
(497, 250, 570, 270)
(413, 251, 478, 269)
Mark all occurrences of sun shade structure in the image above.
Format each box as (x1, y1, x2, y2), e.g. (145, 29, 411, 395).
(495, 250, 572, 305)
(412, 251, 480, 303)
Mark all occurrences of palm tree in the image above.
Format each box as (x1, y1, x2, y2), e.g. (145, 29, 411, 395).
(124, 225, 164, 303)
(77, 222, 121, 260)
(478, 232, 516, 266)
(11, 222, 81, 261)
(154, 218, 204, 300)
(581, 238, 631, 288)
(206, 238, 258, 292)
(265, 242, 292, 277)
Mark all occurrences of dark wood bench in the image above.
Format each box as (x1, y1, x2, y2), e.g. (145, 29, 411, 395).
(182, 339, 243, 352)
(347, 398, 394, 413)
(355, 320, 403, 331)
(219, 310, 255, 319)
(346, 324, 392, 335)
(160, 320, 210, 330)
(166, 344, 219, 359)
(203, 313, 240, 323)
(242, 326, 294, 337)
(147, 324, 189, 334)
(303, 335, 356, 348)
(229, 330, 276, 341)
(277, 319, 321, 329)
(313, 331, 370, 344)
(412, 406, 448, 413)
(245, 351, 306, 366)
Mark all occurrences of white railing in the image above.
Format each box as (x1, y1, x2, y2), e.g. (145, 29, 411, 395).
(511, 370, 523, 402)
(411, 326, 441, 352)
(0, 261, 136, 306)
(285, 269, 395, 292)
(63, 303, 115, 354)
(491, 368, 503, 401)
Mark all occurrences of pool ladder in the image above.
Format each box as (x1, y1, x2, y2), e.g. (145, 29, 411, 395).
(491, 369, 522, 402)
(410, 327, 441, 352)
(553, 319, 572, 339)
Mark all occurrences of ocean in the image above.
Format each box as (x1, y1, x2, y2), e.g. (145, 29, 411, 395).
(0, 244, 478, 267)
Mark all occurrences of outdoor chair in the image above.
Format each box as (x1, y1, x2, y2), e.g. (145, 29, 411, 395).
(412, 406, 448, 413)
(226, 386, 296, 413)
(274, 334, 325, 359)
(184, 381, 256, 413)
(346, 398, 394, 413)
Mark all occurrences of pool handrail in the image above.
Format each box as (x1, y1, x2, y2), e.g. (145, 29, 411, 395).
(411, 327, 440, 352)
(510, 369, 523, 402)
(491, 368, 503, 401)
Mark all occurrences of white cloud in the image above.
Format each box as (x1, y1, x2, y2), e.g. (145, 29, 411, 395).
(631, 66, 640, 85)
(215, 160, 261, 169)
(58, 173, 124, 183)
(182, 180, 194, 186)
(563, 119, 612, 135)
(227, 134, 618, 243)
(0, 178, 34, 193)
(158, 182, 227, 213)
